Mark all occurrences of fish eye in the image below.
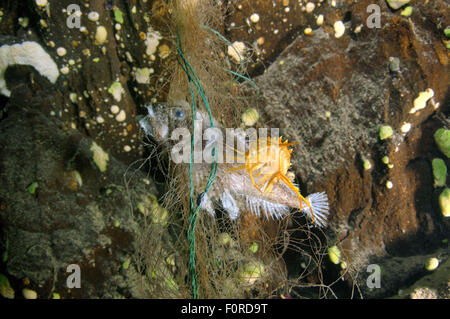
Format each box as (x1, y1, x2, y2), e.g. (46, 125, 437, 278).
(174, 108, 185, 120)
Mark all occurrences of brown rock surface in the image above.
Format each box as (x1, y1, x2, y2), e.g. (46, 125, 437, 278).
(0, 0, 449, 299)
(226, 0, 449, 296)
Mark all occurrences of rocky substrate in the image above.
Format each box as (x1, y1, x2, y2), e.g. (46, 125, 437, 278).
(0, 0, 449, 299)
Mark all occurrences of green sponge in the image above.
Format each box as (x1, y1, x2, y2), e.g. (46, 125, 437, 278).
(379, 125, 393, 140)
(432, 158, 447, 187)
(439, 187, 450, 217)
(434, 128, 450, 158)
(328, 245, 341, 264)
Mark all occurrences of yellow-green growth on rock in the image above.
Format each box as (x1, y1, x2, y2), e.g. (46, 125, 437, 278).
(0, 274, 14, 299)
(328, 245, 341, 264)
(108, 81, 124, 102)
(114, 8, 124, 24)
(122, 259, 131, 270)
(27, 182, 38, 194)
(400, 6, 413, 17)
(379, 125, 393, 140)
(439, 188, 450, 217)
(434, 128, 450, 158)
(90, 141, 109, 172)
(239, 261, 265, 285)
(218, 232, 232, 246)
(386, 0, 411, 10)
(249, 242, 259, 254)
(425, 257, 439, 271)
(166, 278, 179, 291)
(445, 27, 450, 38)
(137, 195, 168, 226)
(432, 158, 447, 187)
(363, 159, 372, 170)
(22, 288, 37, 299)
(242, 108, 259, 126)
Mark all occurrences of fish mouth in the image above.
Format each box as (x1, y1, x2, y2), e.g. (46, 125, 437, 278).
(138, 104, 169, 141)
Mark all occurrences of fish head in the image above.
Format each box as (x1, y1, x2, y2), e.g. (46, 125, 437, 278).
(138, 102, 188, 142)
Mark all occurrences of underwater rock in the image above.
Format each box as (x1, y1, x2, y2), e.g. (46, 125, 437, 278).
(359, 250, 448, 298)
(0, 105, 160, 298)
(0, 0, 447, 300)
(232, 0, 449, 297)
(390, 256, 450, 299)
(409, 287, 438, 299)
(0, 37, 59, 97)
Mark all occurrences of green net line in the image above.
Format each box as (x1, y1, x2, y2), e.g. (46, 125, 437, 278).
(201, 25, 259, 91)
(175, 24, 258, 299)
(176, 28, 217, 299)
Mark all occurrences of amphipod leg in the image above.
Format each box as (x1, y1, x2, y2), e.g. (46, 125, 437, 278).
(247, 162, 265, 189)
(262, 173, 279, 194)
(224, 143, 246, 155)
(278, 173, 315, 223)
(255, 172, 273, 193)
(226, 164, 248, 172)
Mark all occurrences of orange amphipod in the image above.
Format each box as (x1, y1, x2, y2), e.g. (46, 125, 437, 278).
(227, 136, 316, 223)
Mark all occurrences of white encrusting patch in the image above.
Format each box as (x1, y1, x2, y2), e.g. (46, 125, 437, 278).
(409, 88, 434, 114)
(334, 21, 345, 38)
(135, 67, 151, 84)
(305, 2, 315, 13)
(400, 122, 411, 133)
(115, 109, 126, 122)
(123, 145, 131, 152)
(250, 13, 260, 23)
(88, 11, 99, 22)
(95, 26, 108, 45)
(145, 28, 163, 56)
(56, 47, 67, 56)
(316, 14, 324, 26)
(0, 41, 59, 96)
(35, 0, 48, 7)
(60, 66, 69, 75)
(110, 105, 120, 114)
(227, 41, 246, 63)
(108, 81, 125, 102)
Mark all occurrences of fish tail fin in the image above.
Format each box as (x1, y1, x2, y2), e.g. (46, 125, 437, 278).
(301, 192, 329, 228)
